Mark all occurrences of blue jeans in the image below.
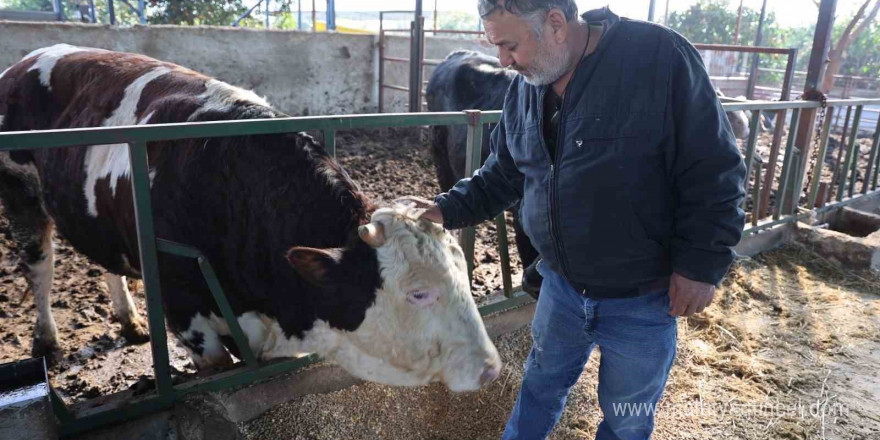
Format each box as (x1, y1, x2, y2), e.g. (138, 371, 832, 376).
(501, 261, 678, 440)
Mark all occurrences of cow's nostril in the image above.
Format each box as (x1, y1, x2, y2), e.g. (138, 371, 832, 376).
(480, 363, 501, 385)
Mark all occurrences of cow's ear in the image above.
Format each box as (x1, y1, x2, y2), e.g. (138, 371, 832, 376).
(286, 247, 344, 287)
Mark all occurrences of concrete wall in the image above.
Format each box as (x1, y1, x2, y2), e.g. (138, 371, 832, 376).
(0, 21, 376, 116)
(0, 21, 500, 115)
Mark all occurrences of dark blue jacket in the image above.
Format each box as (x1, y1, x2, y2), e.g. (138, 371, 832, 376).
(435, 8, 746, 296)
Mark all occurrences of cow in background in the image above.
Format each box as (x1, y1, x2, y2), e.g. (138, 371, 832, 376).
(426, 50, 542, 298)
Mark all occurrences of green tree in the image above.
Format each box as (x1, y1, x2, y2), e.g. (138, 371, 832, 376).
(147, 0, 249, 26)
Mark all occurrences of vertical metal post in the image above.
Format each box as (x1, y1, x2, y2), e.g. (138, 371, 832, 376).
(312, 0, 316, 32)
(461, 111, 483, 280)
(298, 0, 302, 30)
(409, 1, 425, 113)
(327, 0, 335, 30)
(52, 0, 63, 21)
(379, 29, 386, 113)
(757, 53, 796, 218)
(751, 160, 763, 226)
(265, 0, 271, 28)
(138, 0, 145, 24)
(494, 215, 513, 297)
(746, 0, 768, 99)
(647, 0, 656, 22)
(808, 106, 834, 208)
(838, 105, 863, 201)
(323, 129, 336, 158)
(733, 0, 744, 45)
(775, 109, 801, 220)
(433, 0, 438, 31)
(663, 0, 670, 25)
(741, 109, 762, 206)
(127, 142, 172, 397)
(794, 0, 837, 193)
(872, 116, 880, 191)
(88, 0, 96, 23)
(863, 114, 880, 194)
(108, 0, 116, 25)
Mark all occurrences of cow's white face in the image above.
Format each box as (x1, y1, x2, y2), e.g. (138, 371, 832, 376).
(289, 206, 501, 391)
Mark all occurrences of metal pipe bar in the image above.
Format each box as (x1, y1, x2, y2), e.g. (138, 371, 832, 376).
(0, 112, 504, 150)
(759, 110, 787, 219)
(382, 84, 409, 92)
(428, 29, 485, 35)
(137, 0, 145, 24)
(378, 30, 386, 112)
(815, 188, 880, 214)
(862, 115, 880, 194)
(694, 43, 794, 55)
(745, 0, 768, 99)
(108, 0, 116, 25)
(383, 56, 410, 63)
(743, 214, 797, 236)
(153, 239, 259, 368)
(832, 106, 853, 200)
(788, 148, 802, 214)
(808, 106, 834, 208)
(838, 106, 863, 201)
(478, 292, 534, 317)
(872, 119, 880, 191)
(494, 214, 513, 298)
(323, 129, 336, 158)
(127, 142, 173, 397)
(775, 109, 801, 220)
(751, 160, 763, 227)
(741, 109, 762, 207)
(234, 0, 264, 26)
(461, 110, 483, 279)
(197, 257, 260, 368)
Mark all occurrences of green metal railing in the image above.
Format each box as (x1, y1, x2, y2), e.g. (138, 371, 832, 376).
(2, 98, 880, 436)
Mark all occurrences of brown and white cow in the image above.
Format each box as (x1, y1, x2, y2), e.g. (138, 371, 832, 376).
(0, 44, 501, 391)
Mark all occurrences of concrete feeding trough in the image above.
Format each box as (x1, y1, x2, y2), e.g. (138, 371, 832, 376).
(796, 206, 880, 273)
(0, 357, 58, 440)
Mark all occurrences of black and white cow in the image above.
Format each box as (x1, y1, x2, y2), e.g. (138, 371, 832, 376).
(425, 50, 542, 297)
(0, 45, 501, 391)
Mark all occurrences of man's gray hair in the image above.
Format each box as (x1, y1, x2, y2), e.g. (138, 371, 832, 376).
(478, 0, 578, 38)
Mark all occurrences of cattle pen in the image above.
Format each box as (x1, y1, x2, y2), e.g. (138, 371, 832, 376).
(1, 95, 880, 437)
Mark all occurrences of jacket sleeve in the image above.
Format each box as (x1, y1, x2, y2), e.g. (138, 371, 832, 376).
(668, 41, 747, 286)
(434, 117, 524, 230)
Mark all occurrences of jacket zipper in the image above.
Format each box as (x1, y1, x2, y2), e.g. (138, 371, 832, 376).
(551, 92, 572, 283)
(537, 87, 572, 284)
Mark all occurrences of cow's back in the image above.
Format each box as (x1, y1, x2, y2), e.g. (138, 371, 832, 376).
(425, 51, 514, 191)
(0, 45, 281, 276)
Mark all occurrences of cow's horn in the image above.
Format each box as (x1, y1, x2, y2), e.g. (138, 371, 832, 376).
(358, 223, 385, 248)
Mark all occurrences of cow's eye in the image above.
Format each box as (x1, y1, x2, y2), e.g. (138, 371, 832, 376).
(407, 289, 438, 307)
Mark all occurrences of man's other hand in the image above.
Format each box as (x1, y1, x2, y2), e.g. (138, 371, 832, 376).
(668, 272, 715, 317)
(394, 196, 444, 224)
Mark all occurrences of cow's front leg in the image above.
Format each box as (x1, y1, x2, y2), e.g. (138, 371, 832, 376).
(104, 273, 150, 343)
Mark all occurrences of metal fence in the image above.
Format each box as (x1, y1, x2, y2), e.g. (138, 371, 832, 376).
(0, 98, 879, 436)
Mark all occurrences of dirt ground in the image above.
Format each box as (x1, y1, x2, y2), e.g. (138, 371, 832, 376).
(240, 243, 880, 440)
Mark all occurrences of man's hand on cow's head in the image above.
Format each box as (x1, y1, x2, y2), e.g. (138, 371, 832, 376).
(668, 273, 715, 317)
(394, 196, 444, 224)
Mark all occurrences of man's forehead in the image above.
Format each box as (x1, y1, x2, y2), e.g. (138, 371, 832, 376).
(483, 12, 523, 45)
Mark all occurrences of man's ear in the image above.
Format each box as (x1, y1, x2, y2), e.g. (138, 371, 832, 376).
(286, 247, 344, 287)
(547, 8, 568, 42)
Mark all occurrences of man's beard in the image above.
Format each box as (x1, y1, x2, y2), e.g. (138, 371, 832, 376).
(515, 39, 577, 86)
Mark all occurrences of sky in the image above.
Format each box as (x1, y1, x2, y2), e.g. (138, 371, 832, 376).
(318, 0, 869, 28)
